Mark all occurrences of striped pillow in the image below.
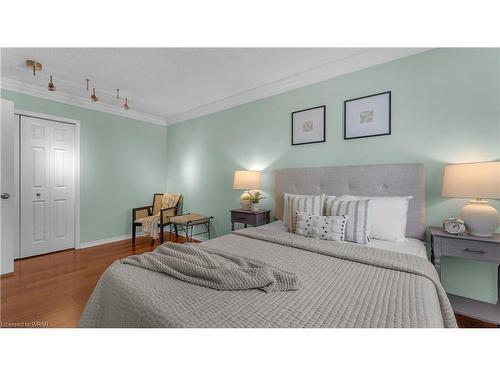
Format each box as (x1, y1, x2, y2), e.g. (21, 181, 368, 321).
(285, 194, 325, 232)
(326, 198, 371, 244)
(324, 195, 357, 214)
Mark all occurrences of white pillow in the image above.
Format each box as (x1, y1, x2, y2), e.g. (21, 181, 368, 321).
(283, 193, 325, 232)
(294, 212, 347, 242)
(367, 196, 412, 241)
(325, 195, 412, 242)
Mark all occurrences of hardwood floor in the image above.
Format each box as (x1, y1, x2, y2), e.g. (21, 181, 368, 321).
(0, 235, 195, 328)
(454, 314, 496, 328)
(0, 236, 496, 328)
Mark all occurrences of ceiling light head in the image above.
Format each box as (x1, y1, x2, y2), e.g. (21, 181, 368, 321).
(26, 59, 42, 76)
(48, 75, 56, 92)
(90, 87, 99, 102)
(123, 98, 130, 110)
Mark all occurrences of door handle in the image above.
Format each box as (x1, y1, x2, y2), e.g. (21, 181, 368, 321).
(0, 193, 10, 200)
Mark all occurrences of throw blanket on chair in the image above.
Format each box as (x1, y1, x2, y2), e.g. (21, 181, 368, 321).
(121, 242, 300, 292)
(141, 193, 181, 239)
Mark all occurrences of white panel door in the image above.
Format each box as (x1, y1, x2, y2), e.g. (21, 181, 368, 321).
(1, 99, 16, 274)
(49, 122, 75, 251)
(21, 117, 75, 257)
(21, 117, 51, 257)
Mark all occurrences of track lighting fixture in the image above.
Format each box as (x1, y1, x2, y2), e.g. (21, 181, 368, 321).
(22, 60, 132, 110)
(48, 75, 56, 92)
(90, 87, 99, 102)
(26, 60, 42, 76)
(123, 98, 130, 110)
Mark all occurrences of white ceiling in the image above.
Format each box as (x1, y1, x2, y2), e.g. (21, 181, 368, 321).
(1, 48, 427, 126)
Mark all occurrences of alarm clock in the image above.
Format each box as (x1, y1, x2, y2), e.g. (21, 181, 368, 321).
(443, 217, 466, 235)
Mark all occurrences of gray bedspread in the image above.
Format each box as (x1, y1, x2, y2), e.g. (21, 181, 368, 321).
(120, 242, 300, 292)
(79, 227, 457, 328)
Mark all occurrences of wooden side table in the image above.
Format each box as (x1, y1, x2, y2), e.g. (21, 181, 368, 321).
(430, 226, 500, 326)
(230, 209, 270, 231)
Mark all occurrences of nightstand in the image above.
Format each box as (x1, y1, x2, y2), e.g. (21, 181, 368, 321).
(430, 226, 500, 326)
(230, 209, 270, 231)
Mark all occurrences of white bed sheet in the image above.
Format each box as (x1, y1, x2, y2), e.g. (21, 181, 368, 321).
(260, 220, 428, 259)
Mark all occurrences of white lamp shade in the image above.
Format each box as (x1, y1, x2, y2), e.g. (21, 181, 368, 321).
(233, 170, 261, 190)
(442, 161, 500, 199)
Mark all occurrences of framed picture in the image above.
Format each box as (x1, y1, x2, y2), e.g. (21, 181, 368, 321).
(344, 91, 391, 140)
(291, 105, 326, 145)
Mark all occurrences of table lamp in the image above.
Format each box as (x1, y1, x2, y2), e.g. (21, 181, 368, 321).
(233, 170, 261, 210)
(442, 161, 500, 237)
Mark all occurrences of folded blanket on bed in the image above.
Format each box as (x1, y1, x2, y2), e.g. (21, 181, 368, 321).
(120, 242, 300, 292)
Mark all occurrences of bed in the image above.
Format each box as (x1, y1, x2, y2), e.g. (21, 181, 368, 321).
(80, 163, 457, 328)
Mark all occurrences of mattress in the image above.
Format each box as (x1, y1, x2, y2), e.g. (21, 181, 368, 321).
(262, 220, 428, 259)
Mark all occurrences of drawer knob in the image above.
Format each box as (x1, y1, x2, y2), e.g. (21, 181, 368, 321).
(463, 247, 486, 254)
(238, 216, 246, 220)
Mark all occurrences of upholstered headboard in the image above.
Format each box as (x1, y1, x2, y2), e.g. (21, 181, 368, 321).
(273, 163, 426, 240)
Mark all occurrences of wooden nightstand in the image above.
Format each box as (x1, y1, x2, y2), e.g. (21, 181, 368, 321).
(230, 209, 270, 231)
(430, 226, 500, 326)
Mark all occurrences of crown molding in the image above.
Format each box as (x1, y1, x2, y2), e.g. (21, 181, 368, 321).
(1, 77, 166, 126)
(164, 48, 430, 126)
(2, 48, 430, 128)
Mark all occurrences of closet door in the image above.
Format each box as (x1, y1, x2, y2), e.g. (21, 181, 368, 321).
(20, 117, 75, 257)
(21, 117, 51, 257)
(49, 122, 75, 252)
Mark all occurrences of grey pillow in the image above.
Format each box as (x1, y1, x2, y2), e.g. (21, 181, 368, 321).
(294, 212, 348, 242)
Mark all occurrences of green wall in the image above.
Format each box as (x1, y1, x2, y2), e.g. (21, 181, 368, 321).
(0, 89, 168, 244)
(166, 48, 500, 303)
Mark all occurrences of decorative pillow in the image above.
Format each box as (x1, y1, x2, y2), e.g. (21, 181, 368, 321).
(294, 212, 348, 242)
(325, 199, 370, 244)
(325, 195, 412, 242)
(324, 195, 357, 215)
(283, 193, 325, 232)
(366, 196, 412, 241)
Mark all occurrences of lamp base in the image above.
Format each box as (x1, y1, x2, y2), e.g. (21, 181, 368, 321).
(459, 200, 499, 237)
(240, 191, 251, 210)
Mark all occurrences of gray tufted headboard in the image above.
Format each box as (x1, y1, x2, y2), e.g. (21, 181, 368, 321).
(273, 163, 426, 240)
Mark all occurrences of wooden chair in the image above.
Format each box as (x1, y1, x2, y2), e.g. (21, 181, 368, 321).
(132, 193, 183, 243)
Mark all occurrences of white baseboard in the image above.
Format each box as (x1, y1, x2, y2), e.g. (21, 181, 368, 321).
(79, 227, 180, 249)
(79, 233, 139, 248)
(190, 233, 209, 241)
